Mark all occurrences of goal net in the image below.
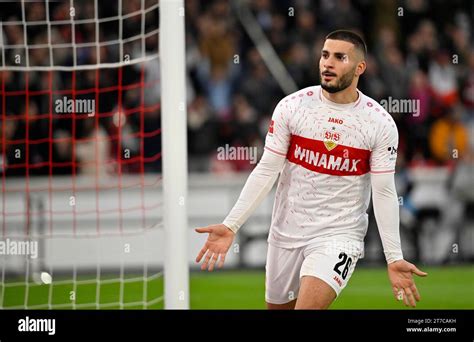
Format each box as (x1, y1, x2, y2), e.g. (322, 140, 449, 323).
(0, 0, 187, 309)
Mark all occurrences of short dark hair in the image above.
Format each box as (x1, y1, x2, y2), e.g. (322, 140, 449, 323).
(325, 30, 367, 58)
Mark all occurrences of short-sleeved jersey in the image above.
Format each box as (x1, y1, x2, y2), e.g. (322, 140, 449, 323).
(265, 86, 398, 250)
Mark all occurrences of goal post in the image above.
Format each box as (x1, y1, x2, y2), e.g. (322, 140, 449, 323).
(160, 0, 189, 310)
(0, 0, 189, 310)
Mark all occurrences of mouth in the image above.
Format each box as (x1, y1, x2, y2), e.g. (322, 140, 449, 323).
(322, 71, 336, 81)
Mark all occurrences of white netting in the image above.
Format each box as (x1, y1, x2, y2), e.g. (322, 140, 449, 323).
(0, 0, 163, 309)
(0, 0, 159, 71)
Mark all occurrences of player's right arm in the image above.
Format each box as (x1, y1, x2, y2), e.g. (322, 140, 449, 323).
(195, 97, 293, 271)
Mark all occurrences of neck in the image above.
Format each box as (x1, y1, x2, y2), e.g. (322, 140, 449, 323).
(321, 85, 359, 104)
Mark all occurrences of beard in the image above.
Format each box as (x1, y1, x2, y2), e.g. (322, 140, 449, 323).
(320, 67, 356, 93)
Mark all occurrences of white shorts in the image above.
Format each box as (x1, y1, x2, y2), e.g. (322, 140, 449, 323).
(265, 241, 361, 304)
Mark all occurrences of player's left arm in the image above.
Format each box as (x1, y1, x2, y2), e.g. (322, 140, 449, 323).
(370, 111, 427, 308)
(371, 173, 427, 307)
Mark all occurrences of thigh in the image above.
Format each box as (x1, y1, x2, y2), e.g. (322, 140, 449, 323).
(266, 299, 297, 310)
(295, 275, 336, 309)
(265, 244, 304, 306)
(296, 248, 359, 309)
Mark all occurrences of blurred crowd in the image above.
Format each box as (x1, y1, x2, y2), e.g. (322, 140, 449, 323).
(184, 0, 472, 173)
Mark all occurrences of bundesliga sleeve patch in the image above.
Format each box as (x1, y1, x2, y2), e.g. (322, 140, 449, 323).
(268, 120, 274, 134)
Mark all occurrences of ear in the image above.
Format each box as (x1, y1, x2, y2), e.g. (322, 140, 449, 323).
(355, 60, 366, 77)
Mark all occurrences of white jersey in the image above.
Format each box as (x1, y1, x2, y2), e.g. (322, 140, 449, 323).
(265, 86, 398, 250)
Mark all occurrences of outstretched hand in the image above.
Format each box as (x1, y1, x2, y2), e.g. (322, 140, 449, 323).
(195, 224, 235, 271)
(388, 260, 427, 307)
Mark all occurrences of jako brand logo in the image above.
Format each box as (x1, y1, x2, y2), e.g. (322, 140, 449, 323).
(328, 117, 343, 124)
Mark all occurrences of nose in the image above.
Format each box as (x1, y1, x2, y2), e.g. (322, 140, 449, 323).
(323, 57, 335, 70)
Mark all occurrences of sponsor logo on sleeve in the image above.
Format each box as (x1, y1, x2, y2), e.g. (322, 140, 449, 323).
(388, 146, 397, 161)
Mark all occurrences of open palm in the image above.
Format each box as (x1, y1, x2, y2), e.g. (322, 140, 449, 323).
(388, 260, 427, 307)
(195, 224, 235, 271)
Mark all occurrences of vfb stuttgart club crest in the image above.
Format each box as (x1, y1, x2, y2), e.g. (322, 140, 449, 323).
(324, 128, 340, 151)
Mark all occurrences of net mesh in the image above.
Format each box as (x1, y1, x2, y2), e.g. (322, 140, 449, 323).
(0, 0, 163, 309)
